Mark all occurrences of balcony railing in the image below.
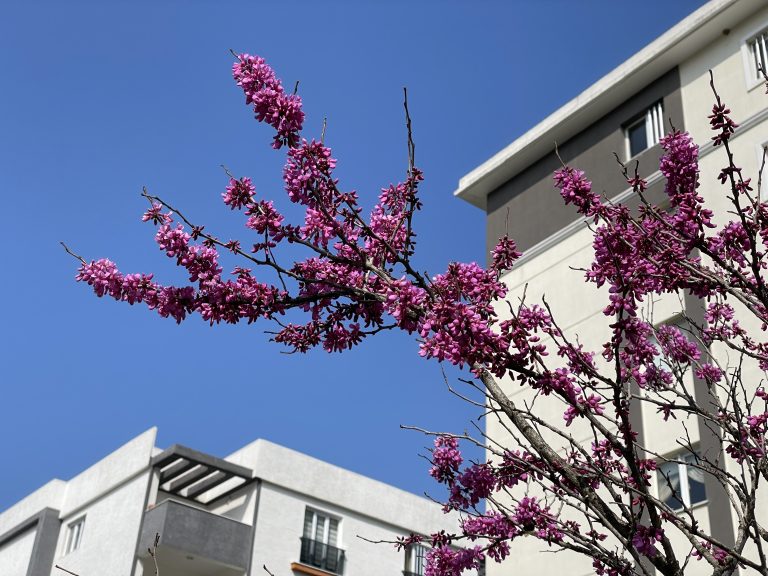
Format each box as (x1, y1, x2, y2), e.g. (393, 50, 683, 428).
(299, 536, 345, 574)
(139, 499, 252, 575)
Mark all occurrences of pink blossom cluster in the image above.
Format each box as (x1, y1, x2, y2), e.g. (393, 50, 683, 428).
(429, 435, 463, 484)
(708, 221, 753, 267)
(79, 204, 288, 325)
(76, 259, 195, 323)
(694, 363, 723, 383)
(461, 513, 513, 562)
(384, 278, 426, 333)
(281, 140, 361, 247)
(593, 555, 632, 576)
(446, 463, 495, 510)
(458, 498, 563, 561)
(366, 170, 423, 265)
(511, 497, 563, 543)
(424, 545, 484, 576)
(490, 235, 521, 273)
(418, 263, 509, 372)
(233, 54, 304, 149)
(655, 324, 700, 365)
(659, 130, 712, 240)
(692, 541, 731, 566)
(631, 525, 665, 558)
(709, 102, 739, 147)
(498, 304, 550, 367)
(555, 166, 604, 221)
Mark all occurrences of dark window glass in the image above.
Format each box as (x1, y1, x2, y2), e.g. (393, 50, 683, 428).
(684, 454, 707, 506)
(658, 461, 684, 509)
(657, 453, 707, 510)
(627, 120, 647, 157)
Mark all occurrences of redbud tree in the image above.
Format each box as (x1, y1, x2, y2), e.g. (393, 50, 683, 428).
(69, 55, 768, 576)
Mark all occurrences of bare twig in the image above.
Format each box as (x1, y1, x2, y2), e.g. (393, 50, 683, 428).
(321, 117, 327, 144)
(60, 242, 86, 265)
(147, 532, 160, 576)
(403, 87, 415, 171)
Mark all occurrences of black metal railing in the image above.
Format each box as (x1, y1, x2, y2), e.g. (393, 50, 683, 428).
(299, 537, 345, 574)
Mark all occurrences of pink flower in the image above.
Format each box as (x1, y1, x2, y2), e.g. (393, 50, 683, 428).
(429, 436, 462, 484)
(222, 177, 256, 210)
(632, 526, 664, 558)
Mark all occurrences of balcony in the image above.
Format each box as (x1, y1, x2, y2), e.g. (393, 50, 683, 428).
(298, 536, 345, 574)
(138, 499, 252, 576)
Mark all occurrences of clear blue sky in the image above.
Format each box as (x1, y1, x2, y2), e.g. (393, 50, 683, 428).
(0, 0, 708, 510)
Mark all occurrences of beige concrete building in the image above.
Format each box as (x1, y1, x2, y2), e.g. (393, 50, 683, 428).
(456, 1, 768, 575)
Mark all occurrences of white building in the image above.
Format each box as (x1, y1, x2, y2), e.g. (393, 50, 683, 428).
(0, 428, 463, 576)
(455, 1, 768, 575)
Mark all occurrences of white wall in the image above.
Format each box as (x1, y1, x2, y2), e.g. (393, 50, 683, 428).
(227, 439, 459, 537)
(53, 471, 152, 576)
(47, 428, 156, 576)
(0, 480, 65, 536)
(227, 439, 472, 576)
(680, 5, 768, 147)
(0, 528, 36, 576)
(250, 482, 417, 576)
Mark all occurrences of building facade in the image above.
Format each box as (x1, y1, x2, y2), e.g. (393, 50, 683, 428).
(455, 1, 768, 575)
(0, 428, 462, 576)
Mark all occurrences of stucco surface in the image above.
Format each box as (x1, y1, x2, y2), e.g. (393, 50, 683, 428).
(0, 528, 35, 576)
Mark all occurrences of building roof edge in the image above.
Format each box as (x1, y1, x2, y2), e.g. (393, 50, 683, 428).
(454, 0, 760, 210)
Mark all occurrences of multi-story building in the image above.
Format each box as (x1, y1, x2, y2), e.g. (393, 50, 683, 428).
(0, 428, 461, 576)
(455, 0, 768, 575)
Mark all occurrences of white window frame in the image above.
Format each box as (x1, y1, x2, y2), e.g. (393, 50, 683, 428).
(405, 543, 428, 576)
(64, 516, 86, 554)
(304, 508, 340, 547)
(657, 451, 707, 510)
(625, 101, 665, 159)
(741, 22, 768, 91)
(301, 508, 344, 574)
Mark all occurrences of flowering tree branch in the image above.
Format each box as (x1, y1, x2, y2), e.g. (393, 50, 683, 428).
(68, 54, 768, 576)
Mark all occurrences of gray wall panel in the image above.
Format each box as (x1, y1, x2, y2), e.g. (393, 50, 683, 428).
(139, 499, 252, 570)
(486, 67, 684, 258)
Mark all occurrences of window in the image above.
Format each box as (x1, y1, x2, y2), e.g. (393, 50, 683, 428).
(300, 508, 344, 574)
(747, 28, 768, 84)
(303, 508, 338, 548)
(625, 101, 664, 158)
(404, 543, 428, 576)
(657, 451, 706, 510)
(64, 516, 86, 554)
